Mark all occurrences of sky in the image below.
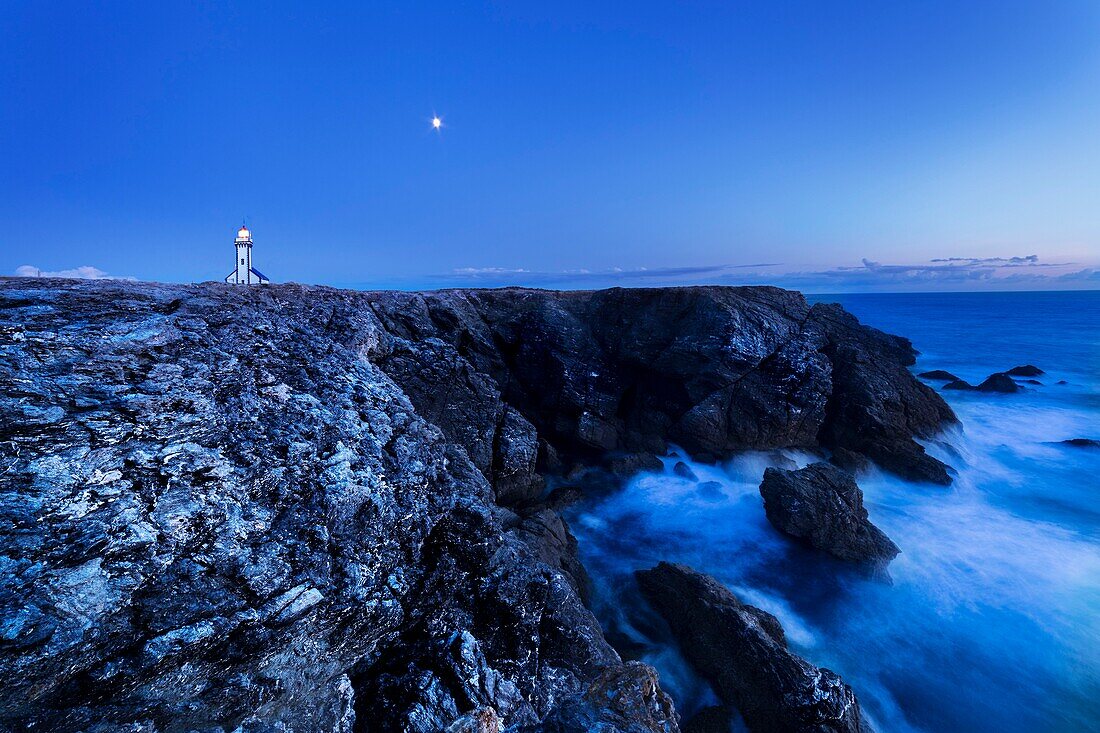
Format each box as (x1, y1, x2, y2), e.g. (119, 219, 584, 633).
(2, 1, 1099, 292)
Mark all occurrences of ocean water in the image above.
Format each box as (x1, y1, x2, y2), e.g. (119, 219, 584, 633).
(567, 290, 1100, 733)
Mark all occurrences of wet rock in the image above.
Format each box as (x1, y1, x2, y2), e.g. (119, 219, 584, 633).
(917, 369, 959, 381)
(1060, 438, 1100, 449)
(1020, 379, 1042, 385)
(943, 379, 975, 391)
(828, 446, 871, 474)
(636, 563, 874, 733)
(810, 303, 955, 485)
(759, 464, 899, 574)
(606, 452, 664, 478)
(673, 461, 699, 481)
(518, 661, 680, 733)
(1005, 365, 1044, 376)
(695, 481, 725, 502)
(976, 373, 1020, 393)
(372, 287, 954, 485)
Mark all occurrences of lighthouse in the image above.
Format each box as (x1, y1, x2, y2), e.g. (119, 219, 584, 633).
(225, 225, 271, 285)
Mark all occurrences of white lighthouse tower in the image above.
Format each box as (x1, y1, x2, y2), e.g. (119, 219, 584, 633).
(225, 224, 271, 285)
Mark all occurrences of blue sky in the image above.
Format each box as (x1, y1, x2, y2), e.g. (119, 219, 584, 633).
(2, 1, 1099, 291)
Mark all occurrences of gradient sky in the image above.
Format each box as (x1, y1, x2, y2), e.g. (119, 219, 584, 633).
(2, 1, 1099, 291)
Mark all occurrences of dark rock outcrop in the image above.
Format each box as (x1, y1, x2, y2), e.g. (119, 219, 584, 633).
(1005, 365, 1043, 376)
(917, 369, 959, 381)
(0, 279, 951, 731)
(365, 287, 954, 483)
(943, 373, 1021, 393)
(636, 563, 874, 733)
(1060, 438, 1100, 449)
(943, 379, 975, 391)
(810, 304, 955, 484)
(759, 464, 899, 574)
(977, 373, 1021, 393)
(672, 461, 698, 481)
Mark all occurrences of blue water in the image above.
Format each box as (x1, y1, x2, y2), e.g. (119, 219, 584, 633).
(568, 290, 1100, 733)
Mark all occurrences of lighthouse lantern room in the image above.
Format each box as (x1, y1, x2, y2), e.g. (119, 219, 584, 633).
(225, 225, 271, 285)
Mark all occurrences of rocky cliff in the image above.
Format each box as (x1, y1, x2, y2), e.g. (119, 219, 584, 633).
(0, 280, 955, 732)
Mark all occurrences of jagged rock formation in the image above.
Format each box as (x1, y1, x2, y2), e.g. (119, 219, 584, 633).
(0, 280, 953, 732)
(759, 463, 899, 576)
(636, 563, 875, 733)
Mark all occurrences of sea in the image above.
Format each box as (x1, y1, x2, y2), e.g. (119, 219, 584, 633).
(566, 290, 1100, 733)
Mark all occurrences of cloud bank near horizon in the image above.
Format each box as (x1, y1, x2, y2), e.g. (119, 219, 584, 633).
(13, 265, 134, 280)
(441, 256, 1099, 292)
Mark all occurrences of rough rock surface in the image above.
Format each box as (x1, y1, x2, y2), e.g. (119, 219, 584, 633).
(0, 280, 951, 731)
(636, 563, 875, 733)
(759, 464, 899, 574)
(1005, 365, 1043, 377)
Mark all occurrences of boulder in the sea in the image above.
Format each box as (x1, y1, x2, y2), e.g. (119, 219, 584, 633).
(918, 369, 960, 381)
(1006, 365, 1044, 376)
(759, 463, 899, 574)
(696, 481, 725, 502)
(673, 461, 699, 481)
(943, 380, 975, 391)
(976, 373, 1020, 393)
(635, 562, 875, 733)
(606, 452, 664, 478)
(1020, 379, 1042, 385)
(1060, 438, 1100, 449)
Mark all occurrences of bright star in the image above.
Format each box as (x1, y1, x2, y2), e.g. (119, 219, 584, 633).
(432, 116, 442, 130)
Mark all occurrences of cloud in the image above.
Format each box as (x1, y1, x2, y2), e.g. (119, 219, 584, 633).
(447, 262, 782, 286)
(723, 256, 1097, 291)
(929, 255, 1041, 264)
(14, 265, 133, 280)
(439, 255, 1097, 292)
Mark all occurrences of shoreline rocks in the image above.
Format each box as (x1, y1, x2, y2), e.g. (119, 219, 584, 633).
(759, 463, 900, 576)
(635, 563, 875, 733)
(943, 373, 1021, 393)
